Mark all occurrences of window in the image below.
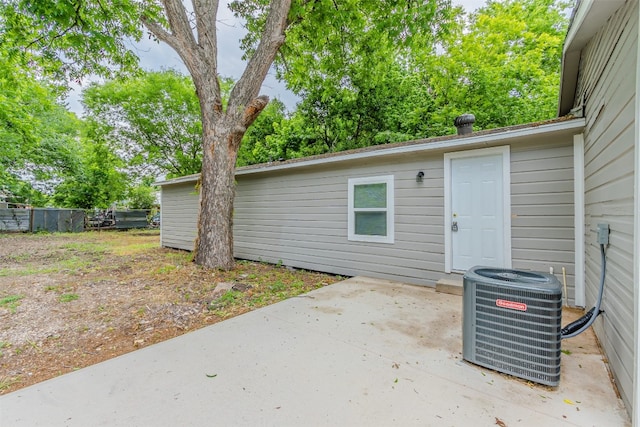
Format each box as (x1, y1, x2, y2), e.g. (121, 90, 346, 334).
(348, 175, 394, 243)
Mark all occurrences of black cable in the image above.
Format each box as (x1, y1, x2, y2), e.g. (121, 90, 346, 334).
(561, 244, 606, 339)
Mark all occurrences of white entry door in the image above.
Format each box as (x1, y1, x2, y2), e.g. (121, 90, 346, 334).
(450, 152, 506, 271)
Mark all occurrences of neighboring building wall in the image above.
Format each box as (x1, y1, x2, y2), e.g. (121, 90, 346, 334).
(160, 181, 199, 251)
(510, 142, 576, 303)
(574, 0, 637, 412)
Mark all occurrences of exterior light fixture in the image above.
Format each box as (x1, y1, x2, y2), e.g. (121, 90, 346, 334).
(416, 171, 425, 183)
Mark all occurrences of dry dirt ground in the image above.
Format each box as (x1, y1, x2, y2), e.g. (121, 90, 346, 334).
(0, 230, 340, 394)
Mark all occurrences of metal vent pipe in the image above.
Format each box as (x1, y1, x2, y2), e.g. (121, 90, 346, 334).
(454, 114, 476, 135)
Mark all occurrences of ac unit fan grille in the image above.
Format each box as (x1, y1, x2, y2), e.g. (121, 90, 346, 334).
(464, 274, 563, 386)
(476, 327, 561, 357)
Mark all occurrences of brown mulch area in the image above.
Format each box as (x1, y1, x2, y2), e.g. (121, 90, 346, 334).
(0, 230, 340, 394)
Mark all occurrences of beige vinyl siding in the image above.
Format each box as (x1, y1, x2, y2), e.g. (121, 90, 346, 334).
(510, 142, 576, 303)
(160, 182, 199, 251)
(157, 134, 578, 290)
(234, 156, 446, 286)
(233, 136, 576, 287)
(573, 0, 637, 413)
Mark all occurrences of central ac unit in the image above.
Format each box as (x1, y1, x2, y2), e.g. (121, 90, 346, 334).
(463, 266, 563, 386)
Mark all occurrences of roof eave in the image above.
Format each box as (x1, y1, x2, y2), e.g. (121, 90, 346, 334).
(153, 173, 200, 187)
(236, 118, 585, 176)
(153, 118, 585, 187)
(558, 0, 626, 116)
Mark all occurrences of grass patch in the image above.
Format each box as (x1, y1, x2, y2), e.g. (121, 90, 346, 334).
(206, 263, 341, 316)
(0, 230, 161, 277)
(0, 295, 24, 313)
(0, 376, 20, 392)
(58, 293, 79, 303)
(60, 241, 109, 254)
(0, 341, 10, 356)
(0, 267, 31, 277)
(5, 253, 31, 262)
(209, 290, 243, 311)
(154, 265, 177, 274)
(268, 280, 287, 293)
(164, 251, 193, 262)
(57, 257, 93, 271)
(112, 241, 158, 256)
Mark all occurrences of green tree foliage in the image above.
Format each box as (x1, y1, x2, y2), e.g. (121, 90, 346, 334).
(0, 47, 82, 206)
(237, 0, 569, 155)
(84, 70, 275, 171)
(282, 66, 435, 154)
(237, 99, 287, 165)
(427, 0, 571, 131)
(126, 183, 157, 210)
(254, 0, 453, 94)
(52, 127, 127, 209)
(231, 0, 454, 154)
(82, 70, 214, 179)
(0, 0, 145, 83)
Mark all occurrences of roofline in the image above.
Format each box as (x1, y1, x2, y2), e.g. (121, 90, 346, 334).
(153, 173, 200, 186)
(559, 0, 626, 116)
(237, 118, 585, 176)
(155, 118, 585, 186)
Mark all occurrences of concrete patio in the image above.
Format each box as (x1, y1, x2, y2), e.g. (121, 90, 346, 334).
(0, 277, 630, 426)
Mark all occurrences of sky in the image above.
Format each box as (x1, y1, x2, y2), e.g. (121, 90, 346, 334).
(65, 0, 486, 115)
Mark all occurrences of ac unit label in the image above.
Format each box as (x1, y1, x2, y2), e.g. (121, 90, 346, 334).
(495, 299, 527, 312)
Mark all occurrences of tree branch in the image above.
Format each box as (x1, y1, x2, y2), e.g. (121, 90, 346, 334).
(141, 17, 182, 55)
(142, 0, 200, 74)
(191, 0, 222, 107)
(229, 95, 269, 151)
(162, 0, 198, 48)
(228, 0, 291, 116)
(193, 0, 219, 59)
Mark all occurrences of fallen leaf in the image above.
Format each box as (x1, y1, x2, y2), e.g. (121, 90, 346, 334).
(205, 373, 217, 378)
(495, 417, 507, 427)
(563, 399, 574, 405)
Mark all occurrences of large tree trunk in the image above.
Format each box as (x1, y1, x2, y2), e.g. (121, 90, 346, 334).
(193, 92, 270, 269)
(143, 0, 291, 269)
(193, 119, 237, 269)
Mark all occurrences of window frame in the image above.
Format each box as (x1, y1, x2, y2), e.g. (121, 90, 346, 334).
(347, 175, 395, 244)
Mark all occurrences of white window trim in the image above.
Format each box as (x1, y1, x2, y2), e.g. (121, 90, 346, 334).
(444, 146, 512, 273)
(348, 175, 395, 244)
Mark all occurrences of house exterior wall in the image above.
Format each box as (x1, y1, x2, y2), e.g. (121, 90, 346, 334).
(229, 137, 575, 290)
(573, 0, 638, 412)
(510, 142, 576, 302)
(160, 137, 577, 290)
(233, 154, 445, 286)
(159, 181, 199, 251)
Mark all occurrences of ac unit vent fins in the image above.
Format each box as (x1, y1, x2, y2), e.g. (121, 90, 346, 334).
(463, 266, 563, 386)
